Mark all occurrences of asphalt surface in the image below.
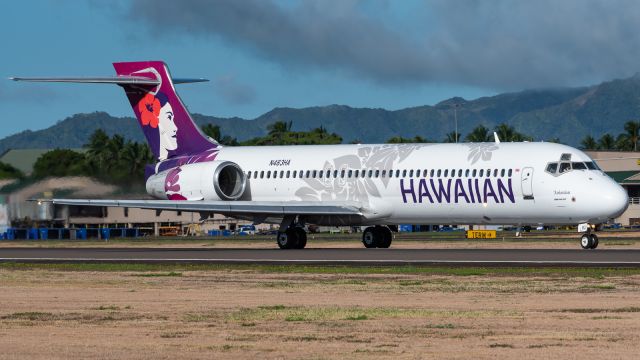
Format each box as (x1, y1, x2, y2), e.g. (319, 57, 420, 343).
(0, 247, 639, 266)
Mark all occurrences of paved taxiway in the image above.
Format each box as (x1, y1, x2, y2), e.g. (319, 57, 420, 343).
(0, 248, 639, 266)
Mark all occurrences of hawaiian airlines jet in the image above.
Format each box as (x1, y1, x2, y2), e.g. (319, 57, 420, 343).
(11, 61, 628, 250)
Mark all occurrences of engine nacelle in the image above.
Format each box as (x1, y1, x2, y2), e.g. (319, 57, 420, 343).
(146, 161, 246, 201)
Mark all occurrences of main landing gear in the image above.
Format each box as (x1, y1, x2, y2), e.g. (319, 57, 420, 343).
(580, 232, 599, 250)
(277, 227, 307, 249)
(362, 226, 393, 248)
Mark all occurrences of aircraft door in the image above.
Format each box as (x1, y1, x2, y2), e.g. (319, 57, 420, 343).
(521, 167, 534, 200)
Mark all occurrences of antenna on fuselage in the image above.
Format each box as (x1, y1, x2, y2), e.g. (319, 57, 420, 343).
(493, 132, 501, 144)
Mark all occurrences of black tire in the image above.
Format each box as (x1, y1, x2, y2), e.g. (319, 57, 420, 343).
(294, 227, 307, 249)
(362, 227, 378, 248)
(376, 226, 392, 248)
(580, 234, 592, 250)
(590, 234, 599, 249)
(277, 229, 298, 249)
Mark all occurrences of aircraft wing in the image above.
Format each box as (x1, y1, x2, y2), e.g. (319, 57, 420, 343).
(50, 199, 363, 216)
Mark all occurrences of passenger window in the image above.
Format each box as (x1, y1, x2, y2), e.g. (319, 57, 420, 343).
(416, 169, 421, 177)
(451, 169, 455, 177)
(375, 170, 380, 178)
(292, 171, 296, 178)
(304, 170, 309, 178)
(423, 169, 428, 177)
(479, 169, 484, 177)
(318, 170, 323, 178)
(401, 169, 406, 177)
(260, 171, 264, 179)
(341, 169, 345, 178)
(572, 162, 587, 170)
(444, 169, 448, 177)
(286, 170, 290, 178)
(465, 169, 470, 177)
(348, 170, 353, 178)
(493, 169, 498, 177)
(326, 169, 331, 178)
(369, 170, 373, 178)
(437, 169, 441, 177)
(396, 170, 400, 177)
(333, 170, 338, 178)
(382, 170, 386, 177)
(430, 169, 435, 177)
(355, 170, 359, 177)
(472, 169, 477, 177)
(559, 162, 571, 173)
(247, 171, 252, 179)
(500, 169, 505, 177)
(299, 170, 304, 178)
(409, 170, 414, 177)
(458, 169, 462, 177)
(508, 169, 512, 177)
(267, 171, 272, 179)
(486, 169, 491, 177)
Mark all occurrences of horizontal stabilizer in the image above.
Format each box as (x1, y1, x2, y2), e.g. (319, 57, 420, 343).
(9, 77, 208, 85)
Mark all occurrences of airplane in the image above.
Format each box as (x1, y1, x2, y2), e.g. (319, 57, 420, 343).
(11, 61, 628, 250)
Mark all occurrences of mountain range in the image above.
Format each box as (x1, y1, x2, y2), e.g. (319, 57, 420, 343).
(2, 73, 640, 153)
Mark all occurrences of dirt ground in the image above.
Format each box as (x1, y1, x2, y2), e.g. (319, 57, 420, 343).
(0, 266, 639, 359)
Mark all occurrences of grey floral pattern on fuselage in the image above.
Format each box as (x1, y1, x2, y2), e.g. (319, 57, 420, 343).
(295, 144, 428, 205)
(467, 143, 499, 165)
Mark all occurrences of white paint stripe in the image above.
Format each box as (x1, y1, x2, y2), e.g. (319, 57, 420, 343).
(1, 257, 640, 264)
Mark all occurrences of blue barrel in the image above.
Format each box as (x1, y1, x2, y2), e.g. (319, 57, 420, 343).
(6, 228, 15, 240)
(39, 228, 48, 240)
(28, 228, 39, 240)
(100, 228, 110, 240)
(77, 228, 87, 240)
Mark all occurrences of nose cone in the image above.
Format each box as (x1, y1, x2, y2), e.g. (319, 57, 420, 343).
(602, 183, 629, 219)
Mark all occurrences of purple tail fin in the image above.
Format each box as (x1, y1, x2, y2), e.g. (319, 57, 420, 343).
(113, 61, 216, 161)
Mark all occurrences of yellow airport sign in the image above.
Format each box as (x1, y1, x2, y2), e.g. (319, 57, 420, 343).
(466, 230, 497, 239)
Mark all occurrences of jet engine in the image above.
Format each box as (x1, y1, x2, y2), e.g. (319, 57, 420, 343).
(146, 161, 246, 201)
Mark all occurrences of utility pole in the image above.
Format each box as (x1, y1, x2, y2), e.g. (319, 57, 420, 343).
(452, 103, 462, 143)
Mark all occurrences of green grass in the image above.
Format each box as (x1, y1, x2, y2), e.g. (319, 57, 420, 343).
(1, 262, 640, 278)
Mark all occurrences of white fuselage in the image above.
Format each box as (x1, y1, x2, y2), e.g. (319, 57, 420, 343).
(165, 142, 629, 226)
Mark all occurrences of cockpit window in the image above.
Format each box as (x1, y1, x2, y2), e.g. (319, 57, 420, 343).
(585, 161, 600, 170)
(545, 163, 558, 174)
(572, 162, 587, 170)
(559, 162, 571, 173)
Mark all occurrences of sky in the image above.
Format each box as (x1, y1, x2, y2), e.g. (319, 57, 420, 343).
(2, 0, 640, 138)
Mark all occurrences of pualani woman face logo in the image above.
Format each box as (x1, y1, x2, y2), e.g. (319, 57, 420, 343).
(137, 91, 178, 160)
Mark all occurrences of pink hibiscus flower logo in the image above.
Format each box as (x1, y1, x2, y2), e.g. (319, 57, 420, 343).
(165, 167, 187, 200)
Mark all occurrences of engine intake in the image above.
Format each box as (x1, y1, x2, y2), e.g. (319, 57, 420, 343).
(146, 160, 246, 201)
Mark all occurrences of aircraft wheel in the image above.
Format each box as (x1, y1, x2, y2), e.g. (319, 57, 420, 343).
(376, 226, 392, 248)
(580, 233, 592, 250)
(277, 228, 298, 249)
(362, 227, 378, 248)
(590, 233, 599, 249)
(294, 227, 307, 249)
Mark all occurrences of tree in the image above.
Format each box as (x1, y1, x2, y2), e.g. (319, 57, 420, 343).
(580, 135, 598, 150)
(32, 149, 87, 178)
(624, 121, 640, 151)
(267, 120, 292, 136)
(443, 131, 459, 143)
(201, 124, 239, 146)
(386, 136, 429, 143)
(465, 125, 491, 142)
(201, 124, 221, 141)
(598, 134, 616, 150)
(0, 162, 24, 180)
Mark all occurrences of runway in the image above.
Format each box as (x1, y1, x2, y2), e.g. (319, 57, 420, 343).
(1, 247, 639, 266)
